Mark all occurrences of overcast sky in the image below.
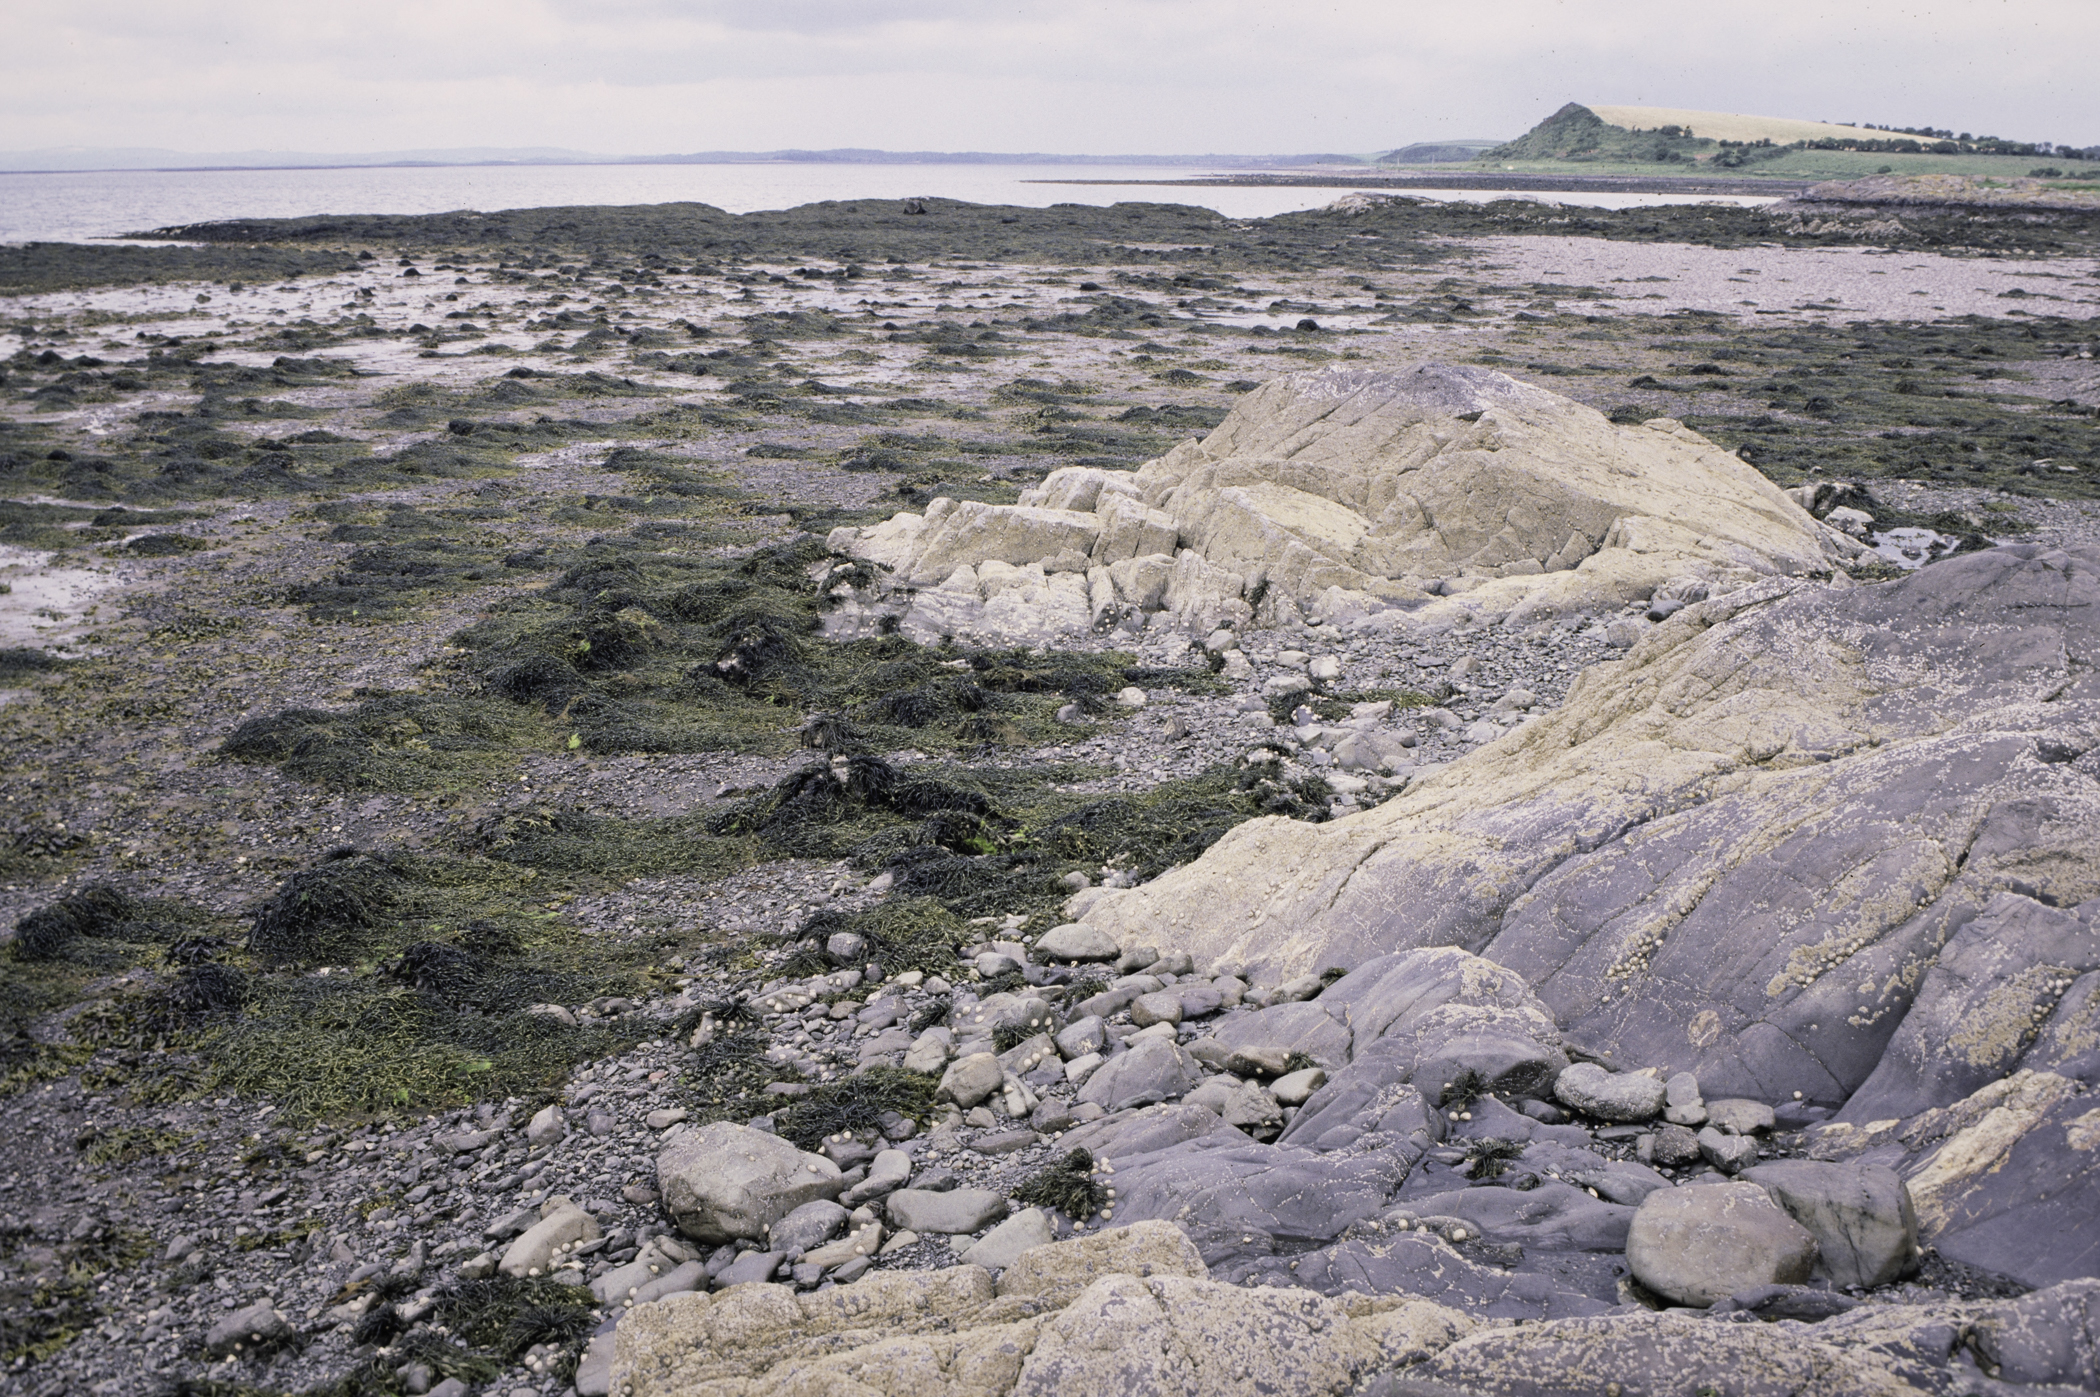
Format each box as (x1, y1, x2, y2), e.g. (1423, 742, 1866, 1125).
(8, 0, 2097, 156)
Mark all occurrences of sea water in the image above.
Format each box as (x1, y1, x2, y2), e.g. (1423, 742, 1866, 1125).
(0, 162, 1779, 245)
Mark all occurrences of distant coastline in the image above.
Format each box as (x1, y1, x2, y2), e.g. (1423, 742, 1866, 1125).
(0, 148, 1422, 177)
(1031, 171, 1815, 196)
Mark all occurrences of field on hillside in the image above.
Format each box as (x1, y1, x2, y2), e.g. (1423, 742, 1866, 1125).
(1584, 106, 1885, 144)
(1466, 149, 2087, 181)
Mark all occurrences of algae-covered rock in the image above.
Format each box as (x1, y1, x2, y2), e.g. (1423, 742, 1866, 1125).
(993, 1218, 1205, 1306)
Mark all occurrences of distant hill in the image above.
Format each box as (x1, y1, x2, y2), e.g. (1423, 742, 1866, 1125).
(1485, 104, 2094, 168)
(1484, 104, 1718, 163)
(1376, 141, 1502, 165)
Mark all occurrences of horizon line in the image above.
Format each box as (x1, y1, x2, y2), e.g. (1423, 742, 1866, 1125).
(0, 144, 1508, 178)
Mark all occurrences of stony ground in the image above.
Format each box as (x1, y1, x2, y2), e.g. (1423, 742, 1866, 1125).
(1, 194, 2097, 1397)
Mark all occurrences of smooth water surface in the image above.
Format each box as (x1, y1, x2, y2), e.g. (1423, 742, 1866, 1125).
(0, 162, 1779, 245)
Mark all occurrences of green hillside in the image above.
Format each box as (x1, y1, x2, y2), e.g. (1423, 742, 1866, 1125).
(1483, 103, 1711, 164)
(1478, 103, 2098, 179)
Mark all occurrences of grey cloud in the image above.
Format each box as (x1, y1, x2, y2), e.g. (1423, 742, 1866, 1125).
(2, 0, 2095, 155)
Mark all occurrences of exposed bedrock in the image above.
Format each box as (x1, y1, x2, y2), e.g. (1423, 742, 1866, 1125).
(1073, 544, 2100, 1107)
(824, 362, 1864, 643)
(609, 1216, 2100, 1397)
(1058, 544, 2099, 1288)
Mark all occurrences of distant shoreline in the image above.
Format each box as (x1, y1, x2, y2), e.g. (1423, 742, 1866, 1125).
(0, 155, 1391, 178)
(1029, 171, 1816, 197)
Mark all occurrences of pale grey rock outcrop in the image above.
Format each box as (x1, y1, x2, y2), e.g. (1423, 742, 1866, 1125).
(825, 363, 1860, 644)
(611, 1187, 2100, 1397)
(1079, 547, 2100, 1113)
(613, 1221, 1481, 1397)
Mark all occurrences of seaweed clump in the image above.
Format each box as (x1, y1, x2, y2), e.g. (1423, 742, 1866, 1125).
(0, 647, 68, 682)
(680, 1021, 790, 1128)
(1014, 1148, 1109, 1220)
(789, 897, 971, 978)
(297, 1274, 592, 1395)
(709, 756, 1000, 861)
(10, 883, 143, 960)
(247, 850, 401, 965)
(219, 693, 537, 792)
(453, 534, 1215, 763)
(1462, 1137, 1528, 1181)
(770, 1066, 940, 1152)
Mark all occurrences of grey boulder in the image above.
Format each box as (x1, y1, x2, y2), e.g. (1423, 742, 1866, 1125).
(1076, 1036, 1204, 1111)
(525, 1103, 566, 1147)
(1625, 1181, 1819, 1306)
(841, 1148, 913, 1205)
(713, 1249, 783, 1286)
(768, 1198, 848, 1256)
(1553, 1062, 1666, 1122)
(574, 1331, 616, 1396)
(657, 1123, 845, 1246)
(1035, 922, 1120, 962)
(1697, 1125, 1759, 1173)
(207, 1301, 291, 1357)
(1186, 1076, 1281, 1129)
(1644, 1123, 1701, 1167)
(1742, 1159, 1918, 1289)
(885, 1186, 1008, 1235)
(958, 1208, 1056, 1270)
(1128, 990, 1183, 1027)
(1055, 1015, 1107, 1060)
(936, 1051, 1005, 1108)
(499, 1196, 600, 1278)
(1704, 1098, 1776, 1135)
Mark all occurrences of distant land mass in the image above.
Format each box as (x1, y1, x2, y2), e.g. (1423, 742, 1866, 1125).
(1376, 140, 1503, 164)
(1486, 103, 2097, 168)
(0, 146, 1408, 174)
(1584, 107, 1890, 144)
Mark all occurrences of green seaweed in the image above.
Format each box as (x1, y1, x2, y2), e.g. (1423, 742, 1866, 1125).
(770, 1066, 940, 1151)
(1014, 1147, 1109, 1220)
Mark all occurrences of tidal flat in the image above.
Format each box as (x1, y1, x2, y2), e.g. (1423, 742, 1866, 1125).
(1, 193, 2097, 1394)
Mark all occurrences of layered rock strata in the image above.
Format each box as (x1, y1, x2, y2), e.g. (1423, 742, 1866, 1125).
(610, 1218, 2100, 1397)
(825, 363, 1863, 644)
(1073, 546, 2100, 1112)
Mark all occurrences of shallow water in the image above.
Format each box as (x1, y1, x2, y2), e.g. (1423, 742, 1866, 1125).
(0, 162, 1780, 245)
(0, 543, 124, 650)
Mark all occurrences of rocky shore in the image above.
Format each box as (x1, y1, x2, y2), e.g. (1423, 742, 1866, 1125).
(2, 194, 2097, 1397)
